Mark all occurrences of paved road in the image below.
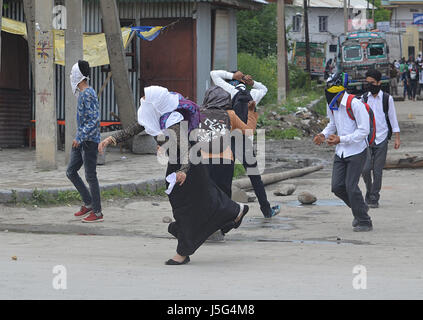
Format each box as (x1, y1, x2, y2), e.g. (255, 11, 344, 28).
(0, 99, 422, 299)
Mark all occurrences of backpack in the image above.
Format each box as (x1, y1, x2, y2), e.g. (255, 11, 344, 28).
(231, 87, 253, 123)
(363, 91, 392, 140)
(332, 94, 376, 146)
(346, 95, 376, 146)
(197, 86, 232, 154)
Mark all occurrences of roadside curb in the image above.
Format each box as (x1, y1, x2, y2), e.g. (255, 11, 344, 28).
(0, 178, 166, 204)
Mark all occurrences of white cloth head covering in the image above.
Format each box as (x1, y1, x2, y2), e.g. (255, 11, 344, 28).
(70, 62, 88, 95)
(137, 86, 180, 136)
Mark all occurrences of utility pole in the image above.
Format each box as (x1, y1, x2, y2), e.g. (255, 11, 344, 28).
(99, 0, 136, 130)
(0, 0, 3, 71)
(344, 0, 348, 34)
(372, 0, 375, 28)
(303, 0, 311, 85)
(65, 0, 83, 164)
(23, 0, 36, 78)
(277, 0, 287, 102)
(35, 0, 57, 170)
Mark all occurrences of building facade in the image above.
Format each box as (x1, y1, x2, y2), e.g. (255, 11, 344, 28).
(285, 0, 373, 65)
(0, 0, 264, 147)
(382, 0, 423, 59)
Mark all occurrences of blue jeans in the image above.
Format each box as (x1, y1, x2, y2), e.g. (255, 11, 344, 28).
(66, 141, 102, 214)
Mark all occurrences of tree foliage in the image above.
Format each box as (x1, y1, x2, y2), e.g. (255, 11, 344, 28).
(237, 3, 277, 58)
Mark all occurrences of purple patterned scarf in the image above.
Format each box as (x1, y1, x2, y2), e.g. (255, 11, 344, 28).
(159, 93, 201, 133)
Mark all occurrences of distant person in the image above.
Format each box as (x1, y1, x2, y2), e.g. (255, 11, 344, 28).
(361, 69, 401, 209)
(324, 58, 333, 80)
(419, 64, 423, 96)
(313, 72, 373, 232)
(389, 63, 398, 96)
(407, 62, 419, 101)
(400, 59, 409, 99)
(66, 60, 103, 223)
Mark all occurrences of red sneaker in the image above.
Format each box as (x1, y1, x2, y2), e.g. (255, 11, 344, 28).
(74, 206, 93, 218)
(81, 212, 104, 223)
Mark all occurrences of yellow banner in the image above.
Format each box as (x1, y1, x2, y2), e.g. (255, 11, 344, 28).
(1, 17, 132, 67)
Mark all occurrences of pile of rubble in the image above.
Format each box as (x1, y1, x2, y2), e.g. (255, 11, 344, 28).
(261, 97, 329, 138)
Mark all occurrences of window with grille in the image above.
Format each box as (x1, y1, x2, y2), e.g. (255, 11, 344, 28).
(319, 16, 328, 32)
(292, 15, 301, 32)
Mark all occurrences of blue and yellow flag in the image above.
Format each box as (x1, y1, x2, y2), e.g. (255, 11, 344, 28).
(131, 26, 164, 41)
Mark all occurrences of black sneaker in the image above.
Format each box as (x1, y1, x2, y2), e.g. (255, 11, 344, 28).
(352, 218, 359, 227)
(367, 202, 379, 208)
(353, 224, 373, 232)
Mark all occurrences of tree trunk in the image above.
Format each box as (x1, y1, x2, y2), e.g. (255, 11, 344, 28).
(99, 0, 136, 131)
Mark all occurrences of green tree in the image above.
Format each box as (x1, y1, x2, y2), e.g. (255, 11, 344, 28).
(237, 3, 277, 58)
(371, 0, 392, 24)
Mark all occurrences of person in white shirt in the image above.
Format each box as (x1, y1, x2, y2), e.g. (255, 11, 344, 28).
(210, 69, 281, 218)
(361, 69, 401, 208)
(314, 72, 373, 232)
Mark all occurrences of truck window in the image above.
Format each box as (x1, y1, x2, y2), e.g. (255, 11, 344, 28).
(344, 46, 362, 61)
(368, 43, 385, 59)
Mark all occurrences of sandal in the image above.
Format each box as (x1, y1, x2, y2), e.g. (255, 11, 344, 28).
(165, 256, 190, 265)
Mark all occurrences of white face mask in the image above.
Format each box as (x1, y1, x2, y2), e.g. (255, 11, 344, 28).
(70, 63, 87, 97)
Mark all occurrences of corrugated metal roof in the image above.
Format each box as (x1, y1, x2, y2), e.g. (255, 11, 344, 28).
(291, 0, 374, 9)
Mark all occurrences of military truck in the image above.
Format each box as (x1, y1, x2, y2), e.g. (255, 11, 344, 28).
(337, 31, 390, 94)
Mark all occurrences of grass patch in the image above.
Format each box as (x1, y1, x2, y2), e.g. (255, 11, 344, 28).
(15, 186, 167, 207)
(313, 98, 327, 116)
(266, 127, 302, 140)
(233, 163, 246, 179)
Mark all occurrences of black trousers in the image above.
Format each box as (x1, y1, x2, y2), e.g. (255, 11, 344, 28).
(232, 136, 272, 217)
(207, 161, 235, 198)
(331, 149, 372, 226)
(362, 138, 388, 204)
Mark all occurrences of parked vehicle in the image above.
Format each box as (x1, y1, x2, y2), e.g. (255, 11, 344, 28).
(337, 31, 390, 94)
(292, 41, 326, 79)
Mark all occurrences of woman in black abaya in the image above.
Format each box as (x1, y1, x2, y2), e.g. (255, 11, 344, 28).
(99, 86, 248, 265)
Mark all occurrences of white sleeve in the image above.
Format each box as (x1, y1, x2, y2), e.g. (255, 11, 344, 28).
(339, 99, 370, 144)
(210, 70, 239, 99)
(321, 104, 337, 138)
(388, 96, 400, 133)
(250, 80, 268, 105)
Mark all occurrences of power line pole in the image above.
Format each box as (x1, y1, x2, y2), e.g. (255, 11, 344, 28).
(303, 0, 311, 82)
(277, 0, 287, 102)
(65, 0, 83, 164)
(372, 0, 375, 27)
(0, 0, 3, 72)
(35, 0, 57, 170)
(344, 0, 348, 34)
(23, 0, 36, 78)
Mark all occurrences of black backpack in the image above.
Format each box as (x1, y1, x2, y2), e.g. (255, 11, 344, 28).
(197, 86, 232, 154)
(231, 87, 253, 123)
(363, 91, 392, 140)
